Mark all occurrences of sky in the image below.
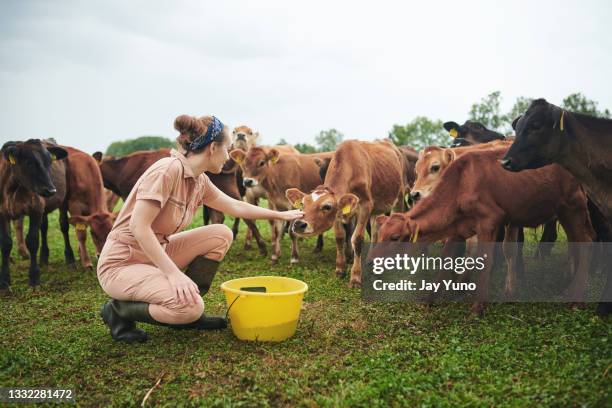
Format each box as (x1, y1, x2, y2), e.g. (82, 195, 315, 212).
(1, 0, 611, 153)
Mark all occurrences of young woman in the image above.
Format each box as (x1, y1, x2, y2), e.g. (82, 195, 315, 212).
(97, 114, 303, 343)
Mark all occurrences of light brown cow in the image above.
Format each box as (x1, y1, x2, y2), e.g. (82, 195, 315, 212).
(232, 125, 260, 151)
(231, 147, 331, 264)
(61, 146, 116, 269)
(376, 147, 594, 315)
(286, 139, 406, 287)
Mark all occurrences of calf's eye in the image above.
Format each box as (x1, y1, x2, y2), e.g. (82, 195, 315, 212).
(322, 203, 332, 211)
(430, 164, 440, 173)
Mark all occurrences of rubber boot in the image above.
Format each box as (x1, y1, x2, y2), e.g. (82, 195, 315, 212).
(100, 300, 148, 343)
(111, 298, 227, 331)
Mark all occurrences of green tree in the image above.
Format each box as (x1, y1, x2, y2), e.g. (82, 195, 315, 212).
(106, 136, 174, 156)
(504, 96, 534, 131)
(315, 129, 344, 152)
(388, 116, 448, 150)
(562, 92, 611, 118)
(294, 143, 318, 154)
(468, 91, 504, 130)
(276, 138, 288, 145)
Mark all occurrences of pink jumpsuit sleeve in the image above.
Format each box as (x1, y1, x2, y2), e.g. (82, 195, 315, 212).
(136, 170, 173, 207)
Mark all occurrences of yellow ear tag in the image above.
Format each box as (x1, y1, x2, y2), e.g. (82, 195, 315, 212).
(411, 224, 420, 243)
(560, 110, 565, 132)
(342, 204, 351, 215)
(76, 223, 87, 231)
(51, 153, 57, 162)
(293, 200, 303, 209)
(271, 156, 279, 164)
(449, 128, 458, 138)
(8, 154, 16, 165)
(234, 156, 243, 164)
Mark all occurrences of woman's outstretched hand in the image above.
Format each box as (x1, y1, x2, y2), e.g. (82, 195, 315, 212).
(167, 271, 201, 306)
(278, 209, 304, 221)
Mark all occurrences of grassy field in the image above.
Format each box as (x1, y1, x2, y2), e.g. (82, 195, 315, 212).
(1, 207, 611, 407)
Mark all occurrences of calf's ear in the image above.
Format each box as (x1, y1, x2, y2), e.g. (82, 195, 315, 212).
(338, 193, 359, 216)
(286, 188, 306, 208)
(229, 149, 246, 165)
(267, 148, 280, 164)
(48, 146, 68, 161)
(443, 121, 460, 138)
(92, 151, 103, 163)
(1, 142, 19, 163)
(511, 116, 521, 130)
(442, 148, 456, 165)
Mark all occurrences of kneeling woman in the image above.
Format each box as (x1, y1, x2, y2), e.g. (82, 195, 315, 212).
(97, 114, 303, 343)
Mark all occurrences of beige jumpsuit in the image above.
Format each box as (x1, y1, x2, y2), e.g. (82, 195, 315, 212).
(97, 149, 233, 324)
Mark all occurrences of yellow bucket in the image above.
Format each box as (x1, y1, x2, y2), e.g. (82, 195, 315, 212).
(220, 276, 308, 342)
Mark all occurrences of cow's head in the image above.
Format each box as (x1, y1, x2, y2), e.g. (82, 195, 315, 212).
(230, 146, 280, 187)
(69, 212, 117, 254)
(1, 139, 68, 197)
(232, 126, 260, 151)
(501, 99, 568, 172)
(444, 120, 505, 147)
(375, 213, 419, 242)
(286, 187, 359, 236)
(410, 146, 456, 202)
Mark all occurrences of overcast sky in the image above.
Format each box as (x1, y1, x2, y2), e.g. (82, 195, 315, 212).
(1, 0, 611, 153)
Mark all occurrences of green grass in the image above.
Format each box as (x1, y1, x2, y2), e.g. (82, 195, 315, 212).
(0, 206, 611, 407)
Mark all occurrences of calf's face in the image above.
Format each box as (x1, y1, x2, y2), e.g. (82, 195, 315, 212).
(286, 188, 359, 236)
(230, 147, 279, 188)
(411, 147, 455, 202)
(1, 139, 68, 197)
(502, 99, 565, 172)
(375, 214, 412, 242)
(232, 126, 259, 151)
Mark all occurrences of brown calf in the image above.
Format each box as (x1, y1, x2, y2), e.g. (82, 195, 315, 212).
(231, 147, 331, 264)
(286, 139, 406, 287)
(376, 147, 594, 315)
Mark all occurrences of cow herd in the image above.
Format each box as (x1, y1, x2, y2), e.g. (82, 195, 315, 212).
(1, 98, 611, 316)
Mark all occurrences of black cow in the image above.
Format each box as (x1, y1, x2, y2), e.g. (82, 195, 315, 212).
(501, 98, 612, 316)
(444, 120, 506, 147)
(0, 140, 68, 288)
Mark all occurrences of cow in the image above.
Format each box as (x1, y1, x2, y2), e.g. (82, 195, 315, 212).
(376, 147, 595, 315)
(444, 120, 507, 147)
(232, 125, 260, 151)
(230, 147, 331, 264)
(0, 139, 68, 288)
(501, 98, 612, 316)
(285, 139, 407, 287)
(61, 146, 116, 269)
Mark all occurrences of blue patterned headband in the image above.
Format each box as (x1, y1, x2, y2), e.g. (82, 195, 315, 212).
(189, 116, 225, 151)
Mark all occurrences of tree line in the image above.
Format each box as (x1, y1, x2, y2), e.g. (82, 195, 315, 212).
(105, 92, 609, 156)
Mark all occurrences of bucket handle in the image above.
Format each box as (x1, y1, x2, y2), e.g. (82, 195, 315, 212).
(225, 295, 245, 321)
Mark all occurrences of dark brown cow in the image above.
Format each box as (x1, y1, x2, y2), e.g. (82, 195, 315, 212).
(444, 120, 507, 147)
(231, 147, 332, 264)
(377, 147, 594, 315)
(285, 140, 406, 286)
(61, 146, 116, 269)
(0, 139, 68, 288)
(501, 98, 612, 316)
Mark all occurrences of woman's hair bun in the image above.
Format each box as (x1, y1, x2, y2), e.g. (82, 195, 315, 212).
(174, 114, 205, 136)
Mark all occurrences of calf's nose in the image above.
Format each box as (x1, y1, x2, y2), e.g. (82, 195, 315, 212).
(293, 220, 307, 232)
(41, 187, 57, 197)
(243, 178, 253, 187)
(410, 191, 421, 202)
(500, 158, 513, 171)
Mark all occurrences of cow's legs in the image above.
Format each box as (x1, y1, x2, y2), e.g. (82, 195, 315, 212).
(270, 219, 282, 263)
(314, 234, 324, 253)
(76, 225, 93, 269)
(243, 191, 258, 249)
(557, 208, 593, 304)
(60, 208, 76, 267)
(26, 212, 43, 287)
(40, 213, 50, 267)
(289, 227, 300, 265)
(502, 226, 521, 298)
(349, 204, 372, 288)
(471, 222, 500, 316)
(333, 220, 347, 278)
(231, 217, 240, 239)
(0, 215, 12, 289)
(536, 219, 558, 259)
(369, 214, 380, 243)
(343, 221, 354, 264)
(242, 219, 267, 256)
(15, 217, 29, 259)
